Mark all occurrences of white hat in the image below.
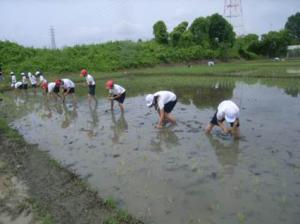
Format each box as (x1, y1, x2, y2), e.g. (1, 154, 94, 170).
(145, 94, 154, 107)
(35, 71, 40, 76)
(21, 72, 25, 76)
(225, 109, 238, 123)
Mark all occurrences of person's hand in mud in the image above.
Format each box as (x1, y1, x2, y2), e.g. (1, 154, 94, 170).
(230, 120, 240, 139)
(107, 93, 115, 101)
(155, 124, 163, 129)
(155, 109, 165, 129)
(218, 121, 229, 134)
(109, 94, 121, 101)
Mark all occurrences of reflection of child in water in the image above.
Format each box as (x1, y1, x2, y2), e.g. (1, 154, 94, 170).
(40, 100, 52, 119)
(61, 104, 77, 129)
(86, 105, 99, 138)
(206, 135, 240, 174)
(111, 112, 128, 144)
(150, 128, 179, 151)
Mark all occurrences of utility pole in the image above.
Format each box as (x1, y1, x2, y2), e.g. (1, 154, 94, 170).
(50, 26, 57, 49)
(224, 0, 244, 36)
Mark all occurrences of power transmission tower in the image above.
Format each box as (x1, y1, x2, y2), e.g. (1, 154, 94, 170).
(50, 26, 57, 49)
(224, 0, 244, 36)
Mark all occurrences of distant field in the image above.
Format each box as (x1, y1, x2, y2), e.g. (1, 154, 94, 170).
(1, 59, 300, 93)
(125, 59, 300, 78)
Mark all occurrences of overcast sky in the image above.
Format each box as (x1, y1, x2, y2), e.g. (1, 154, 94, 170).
(0, 0, 299, 48)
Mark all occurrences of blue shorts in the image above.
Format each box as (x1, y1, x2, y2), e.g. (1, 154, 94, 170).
(88, 85, 96, 96)
(164, 100, 177, 113)
(114, 92, 126, 104)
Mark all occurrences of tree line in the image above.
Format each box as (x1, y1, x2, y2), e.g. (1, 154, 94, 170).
(153, 12, 300, 59)
(0, 12, 299, 74)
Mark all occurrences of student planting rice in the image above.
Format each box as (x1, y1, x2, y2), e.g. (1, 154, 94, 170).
(205, 100, 240, 138)
(47, 82, 56, 94)
(21, 72, 28, 90)
(36, 71, 48, 95)
(10, 72, 16, 88)
(14, 81, 23, 89)
(54, 79, 77, 104)
(145, 91, 177, 129)
(28, 72, 37, 88)
(35, 71, 47, 85)
(80, 69, 96, 105)
(44, 82, 61, 100)
(105, 80, 126, 113)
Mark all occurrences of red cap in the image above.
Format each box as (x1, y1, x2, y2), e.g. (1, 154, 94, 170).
(81, 69, 88, 77)
(105, 80, 114, 89)
(55, 79, 62, 86)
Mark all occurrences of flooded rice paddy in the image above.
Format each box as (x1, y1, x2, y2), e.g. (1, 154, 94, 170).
(1, 77, 300, 224)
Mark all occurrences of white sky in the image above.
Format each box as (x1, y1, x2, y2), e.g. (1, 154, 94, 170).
(0, 0, 299, 48)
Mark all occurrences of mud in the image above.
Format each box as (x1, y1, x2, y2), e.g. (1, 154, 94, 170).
(0, 131, 142, 224)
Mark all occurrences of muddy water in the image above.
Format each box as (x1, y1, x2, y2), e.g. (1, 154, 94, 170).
(2, 79, 300, 224)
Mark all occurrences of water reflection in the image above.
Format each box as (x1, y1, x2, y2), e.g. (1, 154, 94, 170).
(284, 87, 299, 97)
(61, 103, 77, 129)
(150, 128, 179, 152)
(175, 81, 235, 109)
(85, 104, 99, 138)
(111, 112, 128, 144)
(206, 134, 240, 174)
(40, 99, 52, 119)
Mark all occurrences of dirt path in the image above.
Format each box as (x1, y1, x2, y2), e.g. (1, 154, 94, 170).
(0, 125, 143, 224)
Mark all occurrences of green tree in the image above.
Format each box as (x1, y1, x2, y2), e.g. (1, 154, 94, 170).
(235, 34, 260, 58)
(208, 13, 235, 48)
(189, 17, 210, 46)
(170, 21, 189, 47)
(260, 30, 292, 57)
(153, 21, 169, 44)
(285, 12, 300, 43)
(179, 31, 193, 47)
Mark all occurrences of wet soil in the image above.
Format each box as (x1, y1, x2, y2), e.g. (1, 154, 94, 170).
(0, 130, 142, 224)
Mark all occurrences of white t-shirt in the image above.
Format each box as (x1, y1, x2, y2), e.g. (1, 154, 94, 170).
(154, 91, 177, 110)
(29, 74, 37, 85)
(62, 79, 75, 89)
(48, 82, 56, 93)
(109, 84, 125, 95)
(86, 74, 95, 86)
(15, 81, 23, 88)
(11, 75, 16, 83)
(39, 75, 47, 83)
(22, 76, 28, 84)
(216, 100, 240, 121)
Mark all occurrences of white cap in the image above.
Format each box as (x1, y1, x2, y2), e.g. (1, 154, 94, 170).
(10, 71, 14, 75)
(21, 72, 25, 76)
(145, 94, 154, 107)
(35, 71, 40, 76)
(28, 72, 32, 76)
(225, 109, 238, 123)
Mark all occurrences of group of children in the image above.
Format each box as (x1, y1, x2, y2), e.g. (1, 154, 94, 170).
(10, 69, 240, 137)
(10, 71, 44, 90)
